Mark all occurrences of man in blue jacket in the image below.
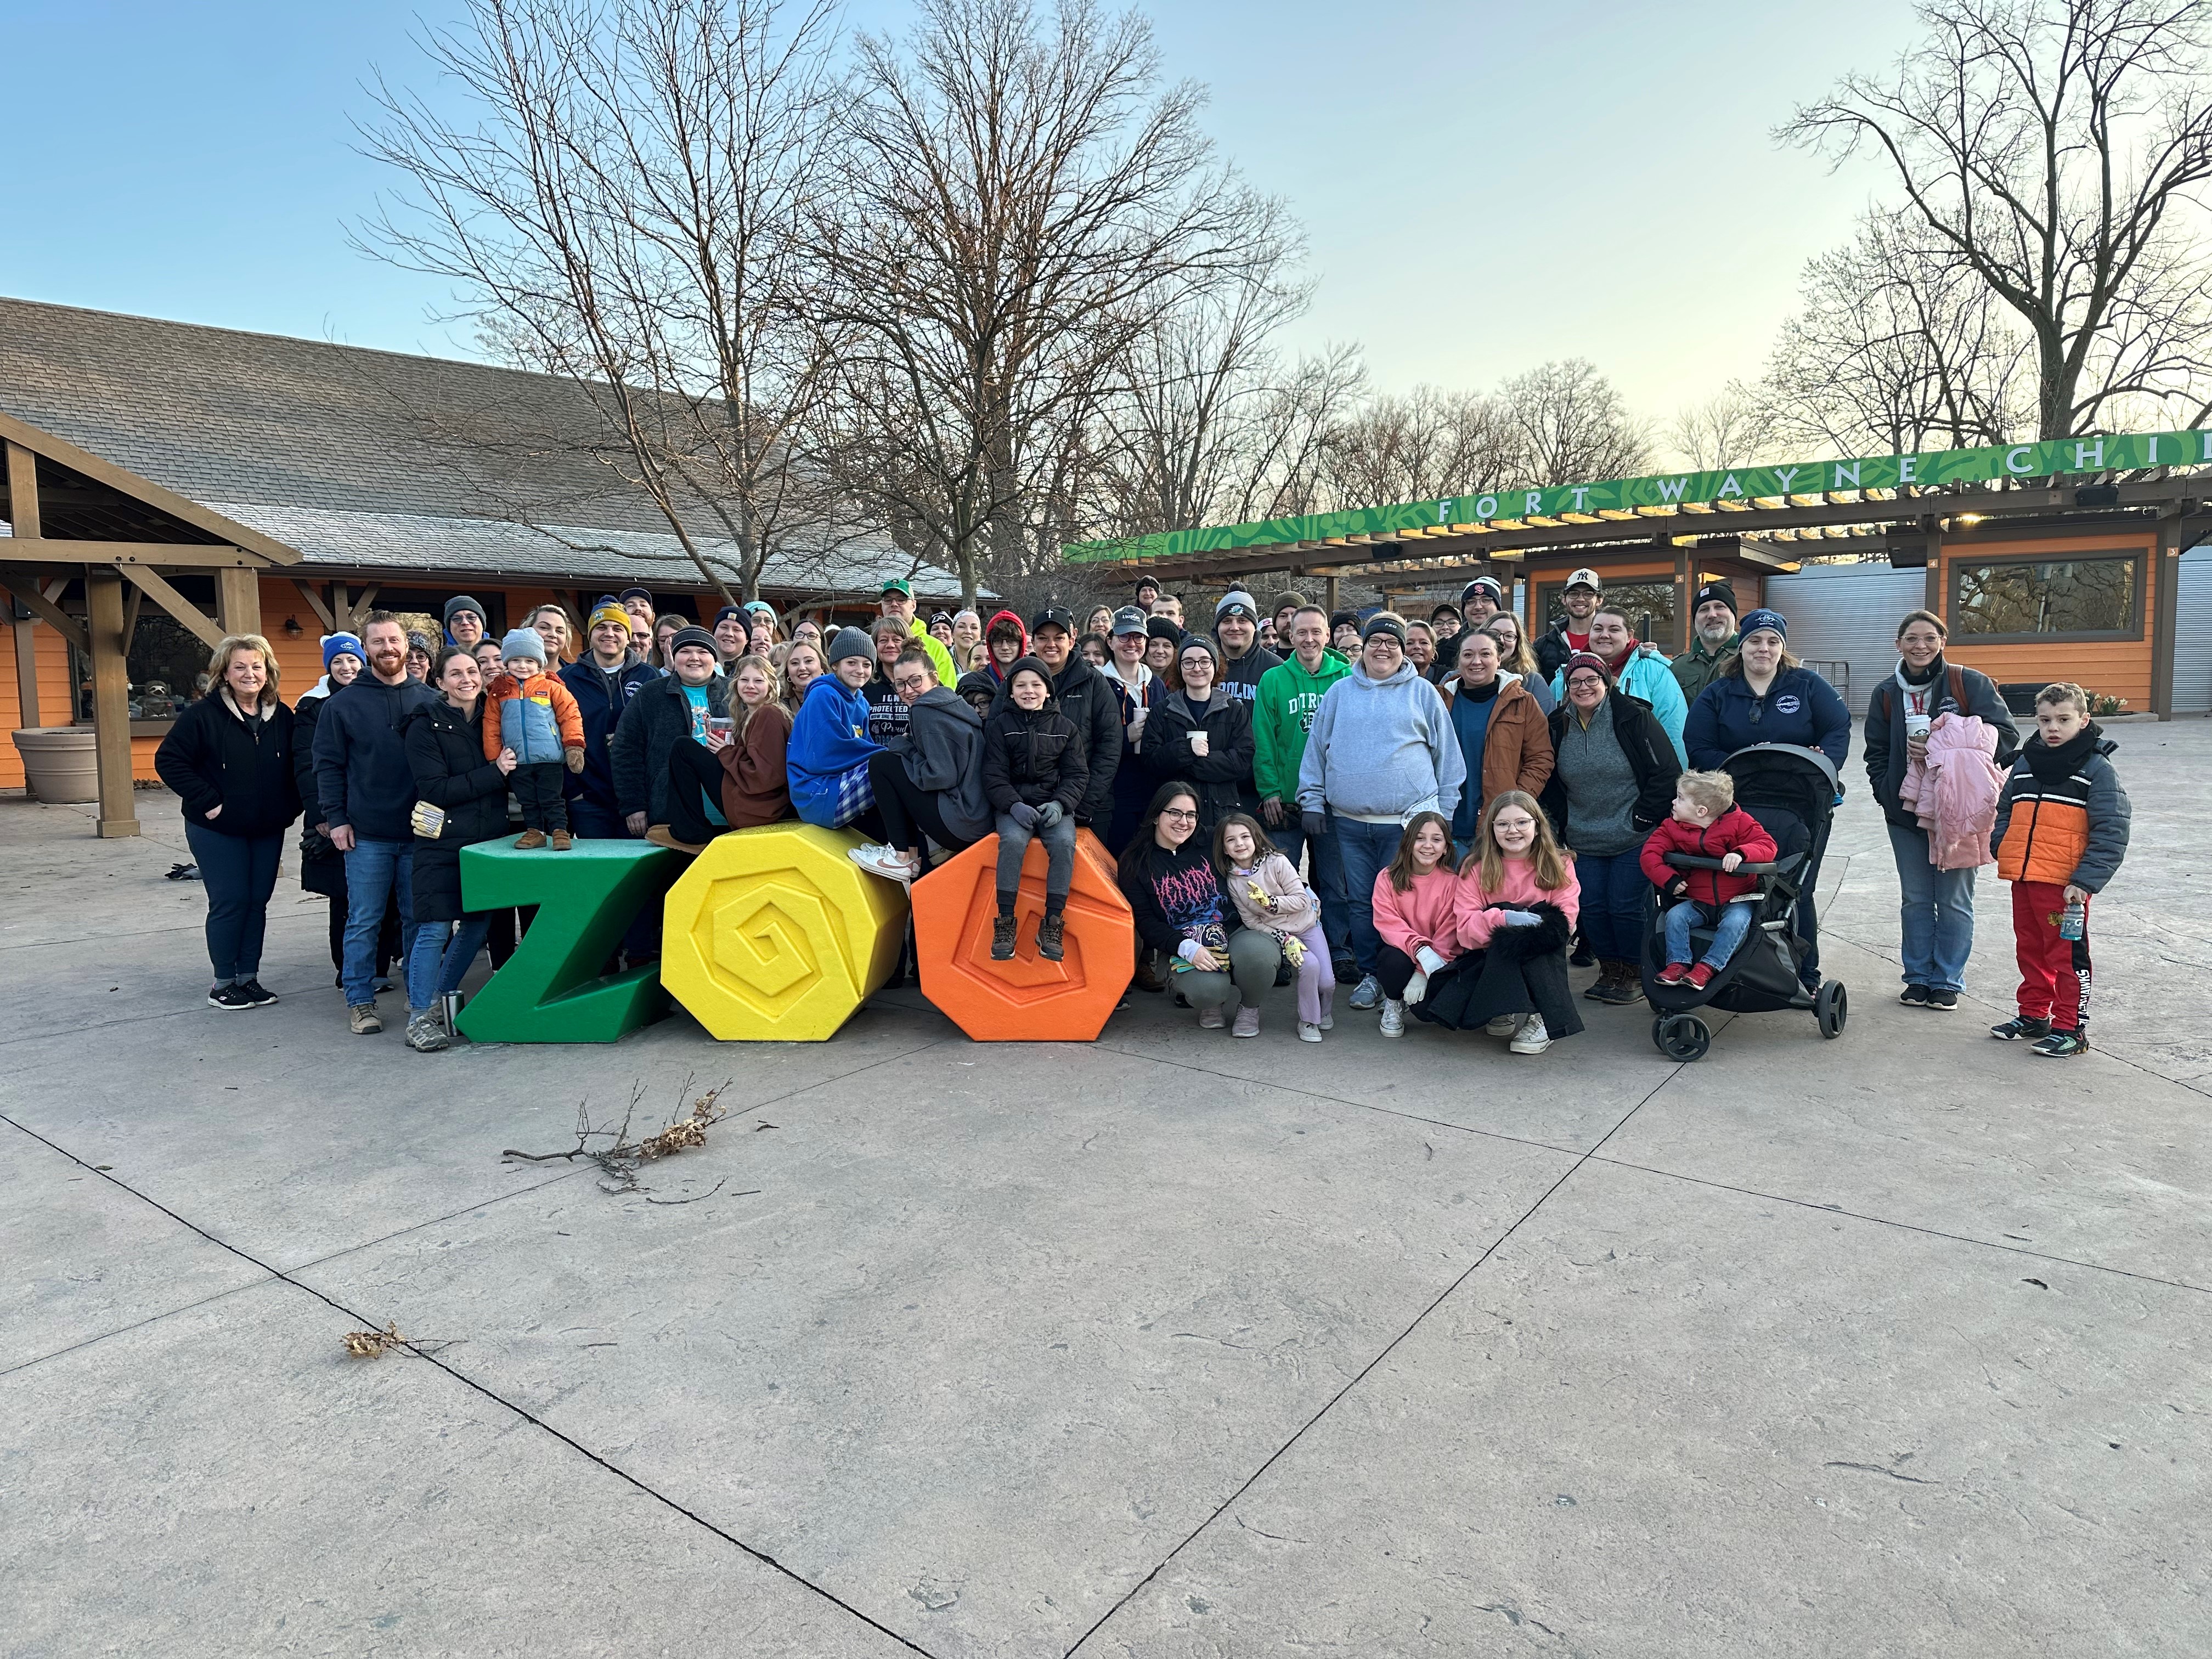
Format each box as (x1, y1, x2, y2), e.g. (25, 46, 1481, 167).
(562, 597, 659, 838)
(313, 611, 438, 1035)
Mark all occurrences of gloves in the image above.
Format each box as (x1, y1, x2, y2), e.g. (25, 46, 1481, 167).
(1280, 933, 1305, 967)
(1247, 879, 1272, 907)
(1497, 909, 1541, 928)
(1009, 802, 1040, 830)
(1301, 811, 1327, 840)
(1404, 969, 1429, 1006)
(1035, 801, 1064, 829)
(564, 747, 585, 774)
(1415, 945, 1449, 976)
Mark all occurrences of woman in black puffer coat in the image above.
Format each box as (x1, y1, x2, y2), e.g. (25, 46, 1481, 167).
(154, 635, 301, 1009)
(399, 647, 518, 1051)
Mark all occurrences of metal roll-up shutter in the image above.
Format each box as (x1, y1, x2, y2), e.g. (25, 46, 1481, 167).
(1763, 563, 1929, 715)
(2174, 547, 2212, 715)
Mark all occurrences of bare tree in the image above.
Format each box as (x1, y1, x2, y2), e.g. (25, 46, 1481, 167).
(1496, 358, 1651, 484)
(1323, 385, 1515, 507)
(1782, 0, 2212, 439)
(815, 0, 1277, 607)
(359, 0, 849, 601)
(1667, 386, 1779, 470)
(1752, 210, 2027, 457)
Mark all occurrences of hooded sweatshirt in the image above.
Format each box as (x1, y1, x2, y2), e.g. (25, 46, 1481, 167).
(888, 685, 993, 843)
(980, 610, 1029, 685)
(1252, 647, 1352, 804)
(1293, 658, 1464, 824)
(312, 672, 440, 840)
(786, 670, 883, 823)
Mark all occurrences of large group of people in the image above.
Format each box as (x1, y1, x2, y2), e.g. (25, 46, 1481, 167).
(153, 566, 2131, 1063)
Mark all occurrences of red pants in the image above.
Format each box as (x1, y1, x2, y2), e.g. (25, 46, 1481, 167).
(2011, 880, 2091, 1031)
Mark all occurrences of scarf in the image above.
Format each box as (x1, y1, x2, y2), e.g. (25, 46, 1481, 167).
(2024, 721, 2102, 783)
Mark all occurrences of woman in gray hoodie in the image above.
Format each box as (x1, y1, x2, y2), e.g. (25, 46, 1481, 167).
(1294, 614, 1466, 1011)
(850, 645, 994, 883)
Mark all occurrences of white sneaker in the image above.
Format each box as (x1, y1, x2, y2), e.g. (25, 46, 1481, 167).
(848, 843, 917, 882)
(1232, 1005, 1260, 1038)
(1508, 1014, 1551, 1054)
(1297, 1021, 1323, 1043)
(1318, 1005, 1334, 1031)
(1485, 1013, 1520, 1038)
(1379, 997, 1406, 1037)
(1348, 973, 1382, 1010)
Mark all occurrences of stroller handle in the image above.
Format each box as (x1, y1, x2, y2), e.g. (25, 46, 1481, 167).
(1665, 852, 1781, 874)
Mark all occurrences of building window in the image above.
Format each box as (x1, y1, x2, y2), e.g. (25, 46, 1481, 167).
(1533, 578, 1677, 643)
(1951, 553, 2142, 642)
(67, 581, 218, 726)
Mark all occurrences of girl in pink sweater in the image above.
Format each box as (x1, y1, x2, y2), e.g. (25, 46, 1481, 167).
(1369, 811, 1462, 1036)
(1425, 791, 1586, 1052)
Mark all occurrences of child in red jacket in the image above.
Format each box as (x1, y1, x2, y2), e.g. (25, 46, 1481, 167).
(1641, 769, 1778, 989)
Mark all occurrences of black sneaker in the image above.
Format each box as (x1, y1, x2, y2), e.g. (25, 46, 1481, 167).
(1569, 935, 1596, 967)
(1990, 1014, 2051, 1042)
(2031, 1028, 2089, 1058)
(991, 915, 1018, 961)
(1925, 989, 1960, 1011)
(1898, 984, 1930, 1007)
(234, 979, 279, 1007)
(207, 984, 255, 1011)
(1037, 912, 1065, 962)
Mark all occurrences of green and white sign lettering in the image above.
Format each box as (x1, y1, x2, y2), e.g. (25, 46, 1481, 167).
(1061, 429, 2212, 565)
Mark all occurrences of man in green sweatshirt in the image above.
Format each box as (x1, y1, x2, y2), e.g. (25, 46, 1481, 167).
(1254, 603, 1353, 968)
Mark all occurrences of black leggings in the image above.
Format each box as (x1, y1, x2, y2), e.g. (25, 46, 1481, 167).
(1374, 944, 1423, 999)
(666, 739, 731, 844)
(868, 750, 974, 856)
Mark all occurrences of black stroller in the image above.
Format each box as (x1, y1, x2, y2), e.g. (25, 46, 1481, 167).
(1642, 744, 1848, 1062)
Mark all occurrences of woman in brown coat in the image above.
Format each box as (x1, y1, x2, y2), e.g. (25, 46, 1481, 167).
(1437, 628, 1554, 851)
(651, 653, 794, 853)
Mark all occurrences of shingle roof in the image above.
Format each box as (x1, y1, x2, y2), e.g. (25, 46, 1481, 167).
(0, 296, 973, 600)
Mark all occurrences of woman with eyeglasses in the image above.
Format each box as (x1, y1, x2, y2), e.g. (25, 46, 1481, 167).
(1118, 782, 1278, 1034)
(1536, 652, 1681, 1006)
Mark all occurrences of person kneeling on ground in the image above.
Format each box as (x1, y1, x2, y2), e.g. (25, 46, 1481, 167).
(1988, 681, 2131, 1058)
(851, 647, 993, 883)
(483, 628, 585, 849)
(1118, 783, 1278, 1032)
(980, 656, 1087, 961)
(1369, 811, 1461, 1039)
(1414, 792, 1584, 1054)
(652, 652, 793, 852)
(1216, 812, 1335, 1041)
(1641, 768, 1778, 991)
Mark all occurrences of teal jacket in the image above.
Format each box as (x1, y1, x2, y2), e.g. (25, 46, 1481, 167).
(1252, 648, 1351, 803)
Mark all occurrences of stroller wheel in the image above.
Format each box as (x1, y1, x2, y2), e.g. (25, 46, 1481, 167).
(1816, 980, 1848, 1039)
(1653, 1013, 1711, 1063)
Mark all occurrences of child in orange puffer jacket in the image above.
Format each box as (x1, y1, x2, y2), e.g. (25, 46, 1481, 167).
(1641, 769, 1778, 990)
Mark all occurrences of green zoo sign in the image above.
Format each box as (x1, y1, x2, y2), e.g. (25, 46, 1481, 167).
(1061, 428, 2212, 565)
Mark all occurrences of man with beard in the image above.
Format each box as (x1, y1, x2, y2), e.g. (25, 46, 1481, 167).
(313, 612, 438, 1034)
(1671, 579, 1741, 704)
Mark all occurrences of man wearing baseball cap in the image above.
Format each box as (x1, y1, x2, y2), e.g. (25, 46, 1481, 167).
(1099, 606, 1164, 851)
(879, 576, 957, 688)
(1021, 603, 1121, 831)
(1671, 578, 1740, 703)
(1535, 567, 1604, 681)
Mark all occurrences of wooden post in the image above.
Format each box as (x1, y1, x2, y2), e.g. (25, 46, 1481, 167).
(1323, 574, 1340, 619)
(216, 567, 261, 639)
(2149, 514, 2185, 720)
(12, 606, 37, 726)
(1673, 545, 1694, 654)
(86, 568, 139, 837)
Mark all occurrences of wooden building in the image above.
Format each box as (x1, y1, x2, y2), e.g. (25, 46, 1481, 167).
(0, 299, 962, 831)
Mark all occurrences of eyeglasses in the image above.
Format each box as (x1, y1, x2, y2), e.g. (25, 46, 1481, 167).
(1160, 808, 1199, 822)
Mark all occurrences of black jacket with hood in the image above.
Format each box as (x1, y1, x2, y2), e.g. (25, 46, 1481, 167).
(403, 696, 513, 923)
(980, 656, 1088, 815)
(887, 685, 993, 843)
(1144, 685, 1255, 833)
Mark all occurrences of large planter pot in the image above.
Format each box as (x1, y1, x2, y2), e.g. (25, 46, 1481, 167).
(12, 727, 100, 804)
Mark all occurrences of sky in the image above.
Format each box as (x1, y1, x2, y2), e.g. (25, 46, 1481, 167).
(0, 0, 1922, 433)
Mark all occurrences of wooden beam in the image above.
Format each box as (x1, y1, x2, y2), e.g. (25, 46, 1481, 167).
(215, 567, 260, 638)
(0, 409, 301, 566)
(0, 538, 258, 566)
(85, 569, 139, 837)
(12, 609, 38, 727)
(119, 564, 227, 652)
(5, 441, 41, 538)
(122, 582, 144, 644)
(2150, 510, 2186, 719)
(0, 575, 88, 654)
(292, 579, 335, 633)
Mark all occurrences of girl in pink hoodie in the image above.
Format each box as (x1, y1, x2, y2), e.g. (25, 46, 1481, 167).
(1369, 811, 1463, 1036)
(1433, 791, 1585, 1052)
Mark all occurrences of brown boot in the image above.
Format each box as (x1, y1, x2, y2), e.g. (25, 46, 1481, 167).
(549, 828, 573, 850)
(1592, 958, 1644, 1005)
(643, 823, 708, 855)
(514, 828, 547, 850)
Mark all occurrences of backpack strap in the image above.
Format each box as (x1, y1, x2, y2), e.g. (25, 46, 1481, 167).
(1946, 664, 1967, 711)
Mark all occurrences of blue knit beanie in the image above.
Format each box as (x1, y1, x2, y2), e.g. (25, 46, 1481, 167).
(321, 633, 365, 671)
(1738, 607, 1787, 642)
(500, 627, 547, 663)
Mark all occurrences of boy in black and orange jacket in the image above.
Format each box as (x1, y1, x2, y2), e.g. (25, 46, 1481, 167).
(1989, 682, 2130, 1057)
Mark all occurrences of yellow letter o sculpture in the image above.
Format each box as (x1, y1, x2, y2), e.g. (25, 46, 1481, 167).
(659, 823, 908, 1041)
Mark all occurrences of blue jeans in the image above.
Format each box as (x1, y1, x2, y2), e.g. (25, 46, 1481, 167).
(1330, 814, 1407, 977)
(1576, 847, 1648, 962)
(1664, 898, 1754, 968)
(184, 822, 283, 982)
(1272, 812, 1350, 958)
(405, 913, 493, 1013)
(1887, 821, 1977, 991)
(342, 839, 420, 1006)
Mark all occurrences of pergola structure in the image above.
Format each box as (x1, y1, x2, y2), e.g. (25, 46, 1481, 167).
(1, 410, 301, 837)
(1061, 431, 2212, 715)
